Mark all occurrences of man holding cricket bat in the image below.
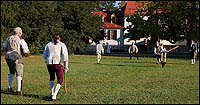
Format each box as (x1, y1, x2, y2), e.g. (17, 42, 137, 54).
(160, 43, 179, 68)
(43, 33, 68, 101)
(160, 43, 167, 68)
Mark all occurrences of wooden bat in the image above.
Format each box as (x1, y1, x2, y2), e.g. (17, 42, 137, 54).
(64, 68, 67, 93)
(167, 45, 179, 52)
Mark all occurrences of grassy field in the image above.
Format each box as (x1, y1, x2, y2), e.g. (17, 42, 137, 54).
(1, 55, 199, 104)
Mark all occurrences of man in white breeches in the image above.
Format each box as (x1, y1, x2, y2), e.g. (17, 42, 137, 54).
(160, 44, 168, 68)
(3, 27, 30, 95)
(96, 40, 104, 64)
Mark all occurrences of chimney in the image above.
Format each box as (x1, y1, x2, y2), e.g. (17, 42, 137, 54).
(121, 1, 127, 7)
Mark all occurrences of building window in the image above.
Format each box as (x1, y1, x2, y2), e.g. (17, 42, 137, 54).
(111, 14, 116, 24)
(102, 16, 104, 22)
(108, 30, 117, 40)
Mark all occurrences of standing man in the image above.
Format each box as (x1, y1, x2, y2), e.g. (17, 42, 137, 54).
(128, 42, 138, 60)
(189, 40, 197, 64)
(105, 42, 111, 54)
(154, 41, 161, 64)
(3, 27, 30, 95)
(43, 33, 69, 101)
(96, 40, 104, 64)
(160, 43, 168, 68)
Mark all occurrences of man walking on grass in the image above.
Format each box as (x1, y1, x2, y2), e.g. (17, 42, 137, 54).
(154, 41, 161, 64)
(128, 42, 139, 60)
(189, 40, 197, 65)
(160, 43, 168, 68)
(43, 33, 69, 101)
(96, 40, 104, 64)
(3, 27, 30, 95)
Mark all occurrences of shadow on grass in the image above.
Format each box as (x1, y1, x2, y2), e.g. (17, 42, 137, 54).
(1, 89, 52, 101)
(99, 63, 158, 68)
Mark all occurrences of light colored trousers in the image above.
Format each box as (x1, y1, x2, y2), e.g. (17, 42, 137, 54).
(97, 53, 101, 63)
(161, 53, 167, 63)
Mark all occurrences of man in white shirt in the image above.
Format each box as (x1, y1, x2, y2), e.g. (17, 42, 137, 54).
(189, 40, 197, 64)
(154, 41, 161, 64)
(3, 27, 30, 95)
(96, 40, 104, 64)
(160, 44, 168, 68)
(128, 42, 138, 60)
(106, 42, 111, 54)
(43, 33, 68, 101)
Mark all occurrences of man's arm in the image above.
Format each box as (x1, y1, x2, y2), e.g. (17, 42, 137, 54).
(101, 45, 104, 54)
(43, 44, 49, 61)
(20, 39, 30, 54)
(135, 45, 138, 53)
(61, 44, 69, 72)
(3, 37, 9, 52)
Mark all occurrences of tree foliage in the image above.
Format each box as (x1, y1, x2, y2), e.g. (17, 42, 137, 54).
(1, 1, 104, 54)
(126, 1, 199, 45)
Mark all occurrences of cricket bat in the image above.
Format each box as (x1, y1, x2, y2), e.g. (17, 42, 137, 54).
(64, 68, 67, 93)
(167, 46, 179, 52)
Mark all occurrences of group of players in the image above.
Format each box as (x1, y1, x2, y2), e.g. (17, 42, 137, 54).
(96, 40, 198, 68)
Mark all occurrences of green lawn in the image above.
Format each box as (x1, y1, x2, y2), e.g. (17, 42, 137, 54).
(1, 55, 199, 104)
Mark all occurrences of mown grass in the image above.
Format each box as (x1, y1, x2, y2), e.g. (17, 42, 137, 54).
(1, 55, 199, 104)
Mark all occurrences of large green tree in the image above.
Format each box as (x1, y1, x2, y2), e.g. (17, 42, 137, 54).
(1, 1, 103, 54)
(126, 1, 199, 45)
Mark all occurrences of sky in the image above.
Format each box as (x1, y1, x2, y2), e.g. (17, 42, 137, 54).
(114, 1, 121, 7)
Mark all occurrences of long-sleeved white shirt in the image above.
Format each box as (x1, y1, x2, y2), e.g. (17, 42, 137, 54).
(43, 40, 68, 68)
(128, 45, 138, 54)
(96, 44, 104, 54)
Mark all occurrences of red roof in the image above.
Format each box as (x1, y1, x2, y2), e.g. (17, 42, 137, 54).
(100, 22, 123, 29)
(124, 1, 162, 15)
(93, 11, 107, 17)
(124, 1, 143, 15)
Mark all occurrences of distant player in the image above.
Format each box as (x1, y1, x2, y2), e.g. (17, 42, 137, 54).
(105, 42, 111, 54)
(154, 41, 161, 64)
(160, 44, 168, 68)
(96, 40, 104, 64)
(128, 42, 138, 60)
(189, 40, 197, 64)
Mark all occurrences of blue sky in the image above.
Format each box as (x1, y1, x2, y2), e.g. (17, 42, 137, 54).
(114, 1, 121, 7)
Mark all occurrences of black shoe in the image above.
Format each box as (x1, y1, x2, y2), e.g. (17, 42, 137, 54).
(162, 62, 166, 68)
(8, 88, 13, 92)
(16, 91, 23, 96)
(50, 98, 58, 101)
(49, 95, 53, 100)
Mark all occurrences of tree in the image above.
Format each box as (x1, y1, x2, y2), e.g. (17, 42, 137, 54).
(1, 1, 103, 54)
(126, 1, 199, 45)
(99, 1, 120, 11)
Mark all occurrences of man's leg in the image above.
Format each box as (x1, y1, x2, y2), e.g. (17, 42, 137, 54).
(135, 52, 139, 60)
(5, 59, 16, 92)
(52, 65, 63, 100)
(156, 55, 159, 64)
(8, 74, 14, 90)
(130, 53, 133, 60)
(47, 65, 56, 98)
(97, 53, 101, 64)
(16, 61, 23, 95)
(190, 53, 194, 64)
